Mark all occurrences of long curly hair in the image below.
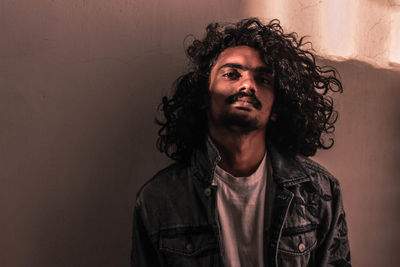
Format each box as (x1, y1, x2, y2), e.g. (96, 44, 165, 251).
(156, 18, 343, 163)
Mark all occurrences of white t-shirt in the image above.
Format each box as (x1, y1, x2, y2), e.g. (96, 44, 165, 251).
(212, 153, 267, 267)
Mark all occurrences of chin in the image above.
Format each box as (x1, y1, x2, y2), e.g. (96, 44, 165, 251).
(219, 112, 261, 131)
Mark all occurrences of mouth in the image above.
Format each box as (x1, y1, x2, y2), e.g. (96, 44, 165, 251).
(234, 106, 252, 111)
(229, 96, 261, 110)
(225, 92, 262, 110)
(232, 99, 254, 108)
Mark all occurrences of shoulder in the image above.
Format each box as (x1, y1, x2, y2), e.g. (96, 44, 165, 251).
(294, 154, 341, 192)
(135, 162, 190, 207)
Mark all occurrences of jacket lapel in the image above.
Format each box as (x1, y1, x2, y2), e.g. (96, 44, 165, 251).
(266, 142, 312, 266)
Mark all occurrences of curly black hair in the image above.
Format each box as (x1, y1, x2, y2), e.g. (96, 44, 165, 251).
(156, 18, 343, 163)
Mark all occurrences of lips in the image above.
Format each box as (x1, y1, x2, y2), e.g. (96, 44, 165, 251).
(236, 98, 255, 104)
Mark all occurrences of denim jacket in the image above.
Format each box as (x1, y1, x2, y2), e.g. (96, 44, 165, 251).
(131, 139, 351, 267)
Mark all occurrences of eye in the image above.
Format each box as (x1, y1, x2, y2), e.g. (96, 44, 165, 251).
(257, 75, 273, 85)
(261, 78, 271, 84)
(222, 70, 241, 80)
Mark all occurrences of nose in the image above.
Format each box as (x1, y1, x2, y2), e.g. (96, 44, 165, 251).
(239, 75, 256, 94)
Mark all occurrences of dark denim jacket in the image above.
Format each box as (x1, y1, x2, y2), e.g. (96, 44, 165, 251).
(131, 139, 351, 267)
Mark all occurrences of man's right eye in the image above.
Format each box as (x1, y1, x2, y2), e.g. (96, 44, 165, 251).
(222, 70, 240, 79)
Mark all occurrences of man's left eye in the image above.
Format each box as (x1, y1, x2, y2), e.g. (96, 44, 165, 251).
(259, 77, 272, 85)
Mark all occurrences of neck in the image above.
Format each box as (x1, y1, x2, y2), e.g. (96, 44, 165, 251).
(209, 125, 266, 177)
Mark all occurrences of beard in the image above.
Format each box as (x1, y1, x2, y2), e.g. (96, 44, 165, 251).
(208, 91, 268, 133)
(209, 109, 261, 133)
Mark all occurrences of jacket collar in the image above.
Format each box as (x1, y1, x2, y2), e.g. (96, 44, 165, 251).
(191, 137, 221, 185)
(191, 137, 311, 186)
(266, 141, 311, 186)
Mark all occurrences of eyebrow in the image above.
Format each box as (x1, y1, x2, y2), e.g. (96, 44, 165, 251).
(218, 63, 273, 74)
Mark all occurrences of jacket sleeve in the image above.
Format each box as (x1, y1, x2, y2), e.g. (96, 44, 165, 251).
(130, 202, 161, 267)
(316, 180, 351, 267)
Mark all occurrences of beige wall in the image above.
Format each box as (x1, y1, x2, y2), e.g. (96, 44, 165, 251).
(1, 0, 399, 266)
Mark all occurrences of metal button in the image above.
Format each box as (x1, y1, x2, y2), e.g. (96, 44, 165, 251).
(204, 187, 212, 197)
(298, 243, 306, 252)
(186, 243, 194, 253)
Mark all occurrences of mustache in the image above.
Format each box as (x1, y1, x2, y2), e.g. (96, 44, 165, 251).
(225, 92, 262, 110)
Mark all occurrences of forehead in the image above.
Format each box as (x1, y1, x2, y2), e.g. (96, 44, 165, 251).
(213, 46, 266, 69)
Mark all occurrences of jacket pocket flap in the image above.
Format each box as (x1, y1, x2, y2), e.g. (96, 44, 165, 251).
(278, 224, 317, 255)
(159, 231, 218, 257)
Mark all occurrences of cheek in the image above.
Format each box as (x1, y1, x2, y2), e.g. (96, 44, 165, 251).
(209, 82, 230, 103)
(208, 88, 222, 110)
(209, 93, 225, 114)
(261, 90, 274, 103)
(260, 91, 275, 112)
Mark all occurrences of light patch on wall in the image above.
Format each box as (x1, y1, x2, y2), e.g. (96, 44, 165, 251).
(243, 0, 287, 23)
(263, 0, 287, 21)
(320, 0, 356, 59)
(389, 11, 400, 64)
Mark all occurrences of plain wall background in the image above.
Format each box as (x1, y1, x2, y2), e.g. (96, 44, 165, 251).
(1, 1, 399, 266)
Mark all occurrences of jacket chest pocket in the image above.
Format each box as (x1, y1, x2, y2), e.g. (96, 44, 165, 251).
(159, 230, 220, 267)
(277, 224, 317, 266)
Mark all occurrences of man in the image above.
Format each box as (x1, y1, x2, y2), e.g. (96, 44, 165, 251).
(131, 18, 351, 267)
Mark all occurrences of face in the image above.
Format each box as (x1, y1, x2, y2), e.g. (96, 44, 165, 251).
(208, 46, 275, 132)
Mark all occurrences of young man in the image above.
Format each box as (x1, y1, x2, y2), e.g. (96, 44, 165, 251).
(131, 18, 351, 267)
